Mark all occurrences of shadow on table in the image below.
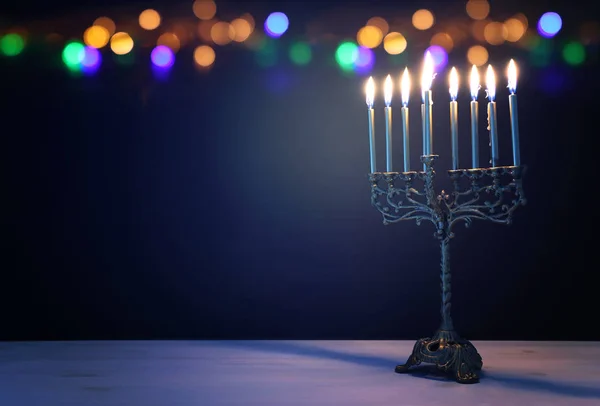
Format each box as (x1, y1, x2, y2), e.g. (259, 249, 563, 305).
(212, 340, 600, 399)
(212, 340, 395, 370)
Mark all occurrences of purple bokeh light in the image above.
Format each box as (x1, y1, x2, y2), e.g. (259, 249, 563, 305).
(353, 46, 375, 74)
(425, 45, 448, 71)
(151, 45, 175, 68)
(537, 12, 562, 38)
(264, 12, 289, 38)
(81, 46, 101, 74)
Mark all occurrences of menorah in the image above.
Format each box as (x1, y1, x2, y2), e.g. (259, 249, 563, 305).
(364, 53, 526, 383)
(369, 156, 525, 383)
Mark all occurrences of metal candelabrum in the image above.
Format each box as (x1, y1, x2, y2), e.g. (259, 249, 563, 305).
(368, 155, 526, 384)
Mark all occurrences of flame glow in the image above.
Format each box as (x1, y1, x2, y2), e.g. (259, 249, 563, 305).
(470, 65, 480, 100)
(421, 51, 434, 95)
(401, 67, 410, 106)
(486, 64, 496, 101)
(449, 67, 459, 100)
(384, 74, 393, 106)
(366, 76, 375, 107)
(507, 59, 517, 94)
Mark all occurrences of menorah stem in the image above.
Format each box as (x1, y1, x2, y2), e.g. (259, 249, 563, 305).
(439, 237, 454, 332)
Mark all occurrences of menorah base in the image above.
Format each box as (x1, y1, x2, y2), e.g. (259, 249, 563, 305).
(394, 329, 483, 384)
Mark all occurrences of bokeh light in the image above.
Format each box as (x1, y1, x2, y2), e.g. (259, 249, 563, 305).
(335, 41, 358, 71)
(425, 45, 447, 70)
(81, 46, 101, 74)
(198, 19, 217, 42)
(110, 32, 134, 55)
(93, 17, 116, 36)
(529, 37, 553, 67)
(466, 0, 490, 21)
(193, 0, 217, 20)
(357, 25, 383, 49)
(484, 22, 508, 45)
(366, 17, 389, 36)
(412, 10, 435, 31)
(467, 45, 489, 66)
(383, 32, 407, 55)
(210, 22, 235, 45)
(255, 38, 278, 67)
(580, 21, 600, 45)
(0, 33, 25, 56)
(562, 41, 585, 65)
(265, 12, 289, 37)
(83, 25, 110, 49)
(157, 33, 181, 53)
(471, 19, 488, 42)
(430, 32, 454, 52)
(194, 45, 215, 67)
(231, 17, 253, 42)
(538, 12, 562, 38)
(289, 42, 312, 65)
(151, 45, 175, 68)
(62, 41, 85, 69)
(504, 18, 526, 42)
(139, 9, 161, 30)
(353, 46, 375, 74)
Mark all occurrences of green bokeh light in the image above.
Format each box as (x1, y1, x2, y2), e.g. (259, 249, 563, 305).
(255, 38, 277, 67)
(335, 41, 358, 70)
(289, 42, 312, 65)
(562, 41, 585, 65)
(62, 42, 85, 69)
(529, 38, 553, 67)
(0, 33, 25, 56)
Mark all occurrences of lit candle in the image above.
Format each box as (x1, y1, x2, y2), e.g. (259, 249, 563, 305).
(384, 75, 393, 172)
(470, 65, 480, 168)
(421, 51, 435, 157)
(507, 59, 521, 167)
(486, 65, 499, 167)
(401, 68, 411, 172)
(366, 77, 376, 173)
(449, 67, 459, 170)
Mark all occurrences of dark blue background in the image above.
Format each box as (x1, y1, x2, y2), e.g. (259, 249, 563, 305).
(1, 0, 597, 340)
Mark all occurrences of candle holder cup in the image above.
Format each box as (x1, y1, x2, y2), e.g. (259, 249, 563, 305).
(368, 155, 526, 384)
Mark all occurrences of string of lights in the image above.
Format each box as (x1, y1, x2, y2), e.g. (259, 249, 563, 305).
(0, 0, 597, 75)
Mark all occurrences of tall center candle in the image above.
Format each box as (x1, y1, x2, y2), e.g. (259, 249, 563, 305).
(366, 77, 376, 173)
(401, 68, 411, 172)
(507, 59, 521, 167)
(469, 65, 480, 169)
(422, 51, 435, 156)
(384, 75, 393, 172)
(449, 67, 459, 170)
(486, 65, 499, 167)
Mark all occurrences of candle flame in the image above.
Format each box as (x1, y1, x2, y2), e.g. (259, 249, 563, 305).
(449, 67, 458, 101)
(507, 59, 517, 94)
(401, 67, 410, 106)
(470, 65, 480, 100)
(486, 65, 496, 101)
(384, 74, 393, 106)
(421, 51, 434, 96)
(366, 76, 375, 108)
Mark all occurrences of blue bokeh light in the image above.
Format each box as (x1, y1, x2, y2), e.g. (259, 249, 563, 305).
(538, 12, 562, 38)
(425, 45, 448, 71)
(81, 46, 101, 74)
(353, 46, 375, 74)
(151, 45, 175, 68)
(265, 12, 289, 38)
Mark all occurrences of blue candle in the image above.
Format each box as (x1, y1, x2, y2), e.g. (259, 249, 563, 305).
(401, 68, 411, 172)
(384, 75, 393, 172)
(507, 59, 521, 167)
(421, 51, 435, 157)
(469, 65, 480, 169)
(486, 65, 499, 168)
(366, 77, 376, 173)
(449, 67, 459, 170)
